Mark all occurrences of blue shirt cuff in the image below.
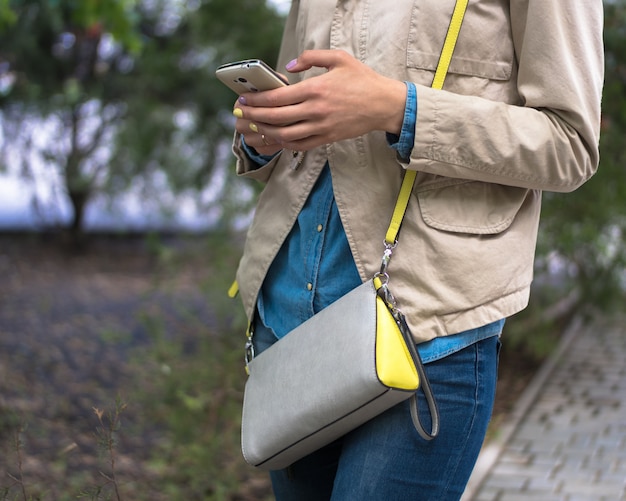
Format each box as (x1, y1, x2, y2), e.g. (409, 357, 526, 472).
(386, 82, 417, 162)
(241, 136, 280, 167)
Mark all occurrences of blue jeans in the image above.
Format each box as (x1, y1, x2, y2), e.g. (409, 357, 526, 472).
(252, 318, 501, 501)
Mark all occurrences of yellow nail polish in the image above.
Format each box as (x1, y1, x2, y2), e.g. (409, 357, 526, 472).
(249, 123, 258, 133)
(233, 108, 243, 118)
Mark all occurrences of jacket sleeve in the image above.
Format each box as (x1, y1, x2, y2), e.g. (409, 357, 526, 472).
(409, 1, 604, 193)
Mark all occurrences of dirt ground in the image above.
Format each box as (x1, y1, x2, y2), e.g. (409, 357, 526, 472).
(0, 232, 541, 497)
(0, 232, 223, 495)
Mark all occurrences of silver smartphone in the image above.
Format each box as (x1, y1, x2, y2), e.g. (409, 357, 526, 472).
(216, 59, 289, 94)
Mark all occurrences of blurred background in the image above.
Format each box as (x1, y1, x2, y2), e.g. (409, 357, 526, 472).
(0, 1, 623, 500)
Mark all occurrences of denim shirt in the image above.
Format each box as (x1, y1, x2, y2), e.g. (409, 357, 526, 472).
(246, 83, 503, 363)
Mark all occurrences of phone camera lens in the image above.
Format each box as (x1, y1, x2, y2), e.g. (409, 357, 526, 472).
(237, 77, 248, 83)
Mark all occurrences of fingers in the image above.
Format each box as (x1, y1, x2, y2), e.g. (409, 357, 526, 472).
(248, 133, 283, 156)
(247, 129, 283, 155)
(234, 105, 283, 155)
(234, 100, 332, 152)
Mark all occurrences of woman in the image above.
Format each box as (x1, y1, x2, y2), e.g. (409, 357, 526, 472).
(229, 1, 603, 499)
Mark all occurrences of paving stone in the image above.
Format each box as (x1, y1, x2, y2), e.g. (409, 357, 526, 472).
(525, 476, 561, 492)
(463, 315, 626, 501)
(472, 487, 501, 501)
(559, 482, 625, 499)
(499, 493, 562, 501)
(480, 475, 528, 492)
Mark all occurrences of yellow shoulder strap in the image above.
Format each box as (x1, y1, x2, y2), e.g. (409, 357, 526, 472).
(228, 279, 239, 298)
(385, 0, 468, 246)
(432, 0, 469, 91)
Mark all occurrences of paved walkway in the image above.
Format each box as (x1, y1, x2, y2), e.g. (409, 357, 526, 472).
(463, 314, 626, 501)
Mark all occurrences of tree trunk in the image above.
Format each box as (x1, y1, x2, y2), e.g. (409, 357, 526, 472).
(66, 189, 89, 249)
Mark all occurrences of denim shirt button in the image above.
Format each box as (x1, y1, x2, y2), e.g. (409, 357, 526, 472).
(317, 224, 323, 232)
(307, 283, 313, 291)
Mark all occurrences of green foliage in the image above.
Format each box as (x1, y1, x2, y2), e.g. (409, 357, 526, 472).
(0, 1, 284, 240)
(138, 324, 253, 498)
(0, 0, 16, 29)
(0, 1, 139, 104)
(69, 0, 142, 55)
(127, 235, 265, 499)
(0, 233, 262, 499)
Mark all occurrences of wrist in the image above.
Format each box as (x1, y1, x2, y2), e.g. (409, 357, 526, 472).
(380, 79, 409, 136)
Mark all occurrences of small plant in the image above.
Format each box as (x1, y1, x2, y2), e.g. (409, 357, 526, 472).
(78, 397, 127, 501)
(1, 423, 37, 501)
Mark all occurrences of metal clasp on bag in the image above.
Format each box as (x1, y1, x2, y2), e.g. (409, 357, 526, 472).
(374, 240, 400, 313)
(244, 323, 255, 376)
(378, 240, 396, 277)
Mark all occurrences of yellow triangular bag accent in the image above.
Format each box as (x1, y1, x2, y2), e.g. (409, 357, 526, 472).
(375, 297, 419, 391)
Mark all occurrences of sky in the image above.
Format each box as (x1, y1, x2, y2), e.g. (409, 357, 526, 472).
(269, 0, 290, 14)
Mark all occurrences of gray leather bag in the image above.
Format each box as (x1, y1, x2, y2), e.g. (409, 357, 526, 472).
(241, 279, 437, 470)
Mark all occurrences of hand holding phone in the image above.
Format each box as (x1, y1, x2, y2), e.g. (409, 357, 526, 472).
(216, 59, 288, 95)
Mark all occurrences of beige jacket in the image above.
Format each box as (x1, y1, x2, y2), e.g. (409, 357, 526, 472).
(232, 0, 604, 343)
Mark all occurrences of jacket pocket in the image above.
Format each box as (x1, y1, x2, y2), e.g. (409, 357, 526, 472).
(407, 0, 514, 81)
(416, 181, 528, 235)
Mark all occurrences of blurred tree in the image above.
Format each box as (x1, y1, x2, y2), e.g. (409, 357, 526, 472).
(0, 0, 284, 242)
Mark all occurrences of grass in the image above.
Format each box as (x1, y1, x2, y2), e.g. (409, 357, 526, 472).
(0, 232, 272, 500)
